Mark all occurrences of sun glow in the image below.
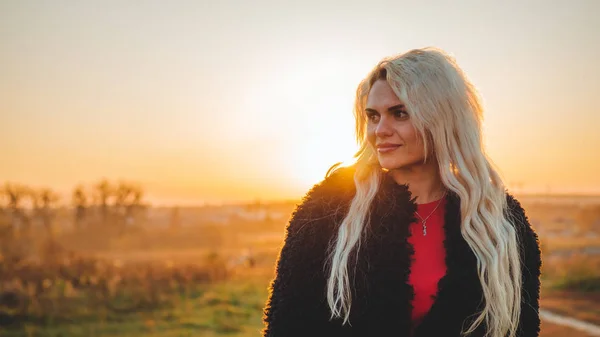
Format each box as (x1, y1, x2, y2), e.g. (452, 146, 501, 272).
(245, 55, 369, 192)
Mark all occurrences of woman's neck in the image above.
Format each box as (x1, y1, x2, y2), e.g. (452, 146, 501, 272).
(388, 160, 445, 204)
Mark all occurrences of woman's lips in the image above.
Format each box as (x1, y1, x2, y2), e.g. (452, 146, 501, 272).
(377, 145, 401, 153)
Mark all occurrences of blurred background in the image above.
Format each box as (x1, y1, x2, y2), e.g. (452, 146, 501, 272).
(1, 0, 599, 336)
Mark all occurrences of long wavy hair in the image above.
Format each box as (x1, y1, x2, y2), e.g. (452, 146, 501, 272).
(325, 47, 522, 337)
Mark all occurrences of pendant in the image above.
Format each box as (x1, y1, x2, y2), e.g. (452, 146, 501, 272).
(422, 220, 427, 236)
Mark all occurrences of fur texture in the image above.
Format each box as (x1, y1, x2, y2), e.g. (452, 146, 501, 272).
(262, 166, 542, 337)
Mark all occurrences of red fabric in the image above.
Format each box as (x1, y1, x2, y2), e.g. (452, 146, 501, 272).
(408, 197, 447, 326)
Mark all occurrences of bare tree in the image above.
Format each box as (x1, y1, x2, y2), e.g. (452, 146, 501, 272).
(114, 182, 145, 228)
(30, 188, 42, 230)
(39, 188, 60, 237)
(72, 185, 87, 230)
(4, 183, 30, 232)
(127, 185, 144, 224)
(94, 179, 113, 225)
(114, 182, 131, 215)
(29, 187, 60, 237)
(0, 185, 12, 249)
(0, 186, 8, 226)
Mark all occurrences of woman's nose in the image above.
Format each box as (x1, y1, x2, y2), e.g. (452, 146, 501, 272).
(375, 116, 393, 137)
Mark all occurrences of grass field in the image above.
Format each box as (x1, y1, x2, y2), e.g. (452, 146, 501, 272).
(1, 245, 598, 337)
(1, 196, 599, 336)
(1, 280, 268, 337)
(0, 251, 272, 337)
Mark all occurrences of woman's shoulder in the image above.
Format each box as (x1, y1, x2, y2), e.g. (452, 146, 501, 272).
(304, 163, 356, 202)
(504, 192, 532, 231)
(286, 164, 356, 237)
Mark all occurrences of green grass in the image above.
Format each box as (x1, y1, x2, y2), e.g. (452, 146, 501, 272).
(0, 280, 269, 337)
(541, 254, 600, 293)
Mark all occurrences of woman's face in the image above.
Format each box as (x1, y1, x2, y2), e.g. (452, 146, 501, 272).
(366, 79, 426, 170)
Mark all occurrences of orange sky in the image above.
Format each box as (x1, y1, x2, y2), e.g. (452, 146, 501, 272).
(1, 1, 599, 205)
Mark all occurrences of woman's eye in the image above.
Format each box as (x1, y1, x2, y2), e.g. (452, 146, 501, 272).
(367, 114, 379, 123)
(394, 110, 408, 119)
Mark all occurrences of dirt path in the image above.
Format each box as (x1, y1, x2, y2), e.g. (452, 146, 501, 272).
(542, 321, 595, 337)
(541, 310, 600, 336)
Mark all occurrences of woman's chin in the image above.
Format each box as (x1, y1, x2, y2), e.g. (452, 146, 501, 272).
(379, 161, 403, 170)
(378, 155, 426, 170)
(378, 159, 414, 171)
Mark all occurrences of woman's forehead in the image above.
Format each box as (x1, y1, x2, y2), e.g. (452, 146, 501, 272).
(366, 80, 404, 110)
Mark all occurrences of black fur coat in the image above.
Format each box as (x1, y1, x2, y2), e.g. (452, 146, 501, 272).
(262, 166, 542, 337)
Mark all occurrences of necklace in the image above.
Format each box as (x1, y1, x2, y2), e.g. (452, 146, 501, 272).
(414, 191, 447, 236)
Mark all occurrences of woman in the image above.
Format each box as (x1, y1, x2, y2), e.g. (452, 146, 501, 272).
(262, 47, 541, 337)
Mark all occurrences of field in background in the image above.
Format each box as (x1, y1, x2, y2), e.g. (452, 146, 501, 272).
(1, 185, 599, 336)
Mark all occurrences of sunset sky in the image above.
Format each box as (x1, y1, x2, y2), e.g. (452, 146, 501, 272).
(1, 1, 599, 205)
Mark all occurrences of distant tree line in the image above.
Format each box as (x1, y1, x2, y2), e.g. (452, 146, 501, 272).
(0, 179, 148, 238)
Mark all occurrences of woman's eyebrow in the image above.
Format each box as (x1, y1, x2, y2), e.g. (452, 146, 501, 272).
(387, 104, 406, 110)
(365, 104, 406, 113)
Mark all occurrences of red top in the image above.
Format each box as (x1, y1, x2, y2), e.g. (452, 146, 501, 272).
(408, 197, 447, 326)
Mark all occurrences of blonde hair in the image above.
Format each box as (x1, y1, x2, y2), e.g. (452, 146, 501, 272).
(326, 47, 522, 337)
